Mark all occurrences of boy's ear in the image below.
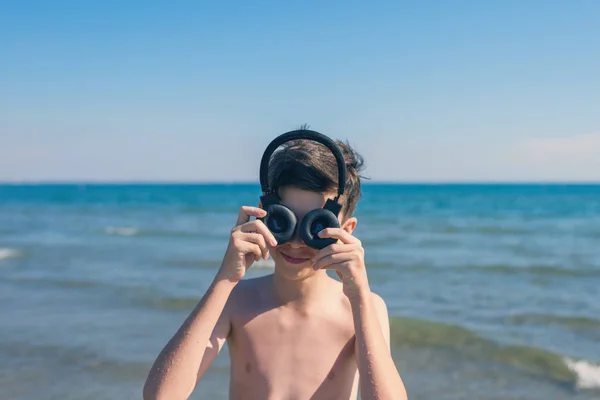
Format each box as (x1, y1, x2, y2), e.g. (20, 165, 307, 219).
(341, 216, 357, 234)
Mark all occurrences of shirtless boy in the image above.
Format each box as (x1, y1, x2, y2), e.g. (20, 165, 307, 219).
(143, 129, 407, 400)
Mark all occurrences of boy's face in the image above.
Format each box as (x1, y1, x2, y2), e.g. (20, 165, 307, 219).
(268, 186, 357, 280)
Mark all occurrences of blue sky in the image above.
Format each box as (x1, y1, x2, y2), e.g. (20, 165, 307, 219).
(1, 0, 599, 182)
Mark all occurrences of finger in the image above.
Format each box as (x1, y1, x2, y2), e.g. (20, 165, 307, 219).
(236, 206, 267, 226)
(312, 252, 355, 270)
(240, 220, 278, 247)
(239, 241, 262, 262)
(238, 232, 269, 259)
(310, 243, 355, 264)
(317, 228, 359, 244)
(317, 261, 353, 278)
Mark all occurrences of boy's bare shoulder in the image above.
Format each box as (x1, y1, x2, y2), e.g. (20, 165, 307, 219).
(231, 274, 272, 293)
(371, 291, 390, 322)
(225, 274, 274, 313)
(370, 291, 388, 311)
(327, 274, 389, 312)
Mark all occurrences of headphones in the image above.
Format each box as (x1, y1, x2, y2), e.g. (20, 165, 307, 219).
(258, 129, 347, 250)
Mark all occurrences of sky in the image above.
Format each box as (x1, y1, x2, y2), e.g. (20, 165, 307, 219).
(1, 0, 599, 182)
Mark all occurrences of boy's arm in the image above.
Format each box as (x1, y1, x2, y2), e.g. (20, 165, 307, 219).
(143, 276, 236, 400)
(352, 292, 407, 400)
(312, 228, 407, 400)
(143, 204, 274, 400)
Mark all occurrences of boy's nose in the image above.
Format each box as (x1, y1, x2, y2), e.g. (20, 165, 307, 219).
(286, 229, 306, 248)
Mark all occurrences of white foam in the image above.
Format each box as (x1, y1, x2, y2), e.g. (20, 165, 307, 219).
(0, 248, 21, 260)
(104, 227, 140, 236)
(565, 358, 600, 389)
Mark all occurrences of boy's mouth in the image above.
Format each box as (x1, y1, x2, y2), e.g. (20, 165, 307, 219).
(280, 251, 311, 265)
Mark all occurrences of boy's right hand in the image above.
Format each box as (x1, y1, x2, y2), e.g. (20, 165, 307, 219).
(217, 206, 278, 283)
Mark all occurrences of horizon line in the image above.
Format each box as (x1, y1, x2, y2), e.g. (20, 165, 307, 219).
(1, 180, 600, 185)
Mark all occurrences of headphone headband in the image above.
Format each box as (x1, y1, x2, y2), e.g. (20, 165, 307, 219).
(259, 129, 347, 199)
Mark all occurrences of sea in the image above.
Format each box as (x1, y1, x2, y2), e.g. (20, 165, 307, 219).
(1, 183, 599, 400)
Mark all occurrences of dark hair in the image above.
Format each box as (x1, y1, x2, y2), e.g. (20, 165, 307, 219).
(267, 127, 366, 220)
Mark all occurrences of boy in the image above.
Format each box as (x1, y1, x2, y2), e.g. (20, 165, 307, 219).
(143, 129, 407, 400)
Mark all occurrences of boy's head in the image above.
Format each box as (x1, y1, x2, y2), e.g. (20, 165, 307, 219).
(267, 137, 365, 222)
(263, 132, 366, 279)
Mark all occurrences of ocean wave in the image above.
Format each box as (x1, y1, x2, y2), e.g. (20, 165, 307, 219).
(0, 340, 151, 382)
(504, 313, 600, 330)
(104, 226, 140, 236)
(565, 358, 600, 389)
(467, 264, 600, 277)
(388, 262, 600, 277)
(164, 259, 218, 269)
(388, 316, 599, 389)
(360, 235, 407, 246)
(151, 296, 201, 310)
(585, 230, 600, 238)
(103, 226, 225, 238)
(0, 248, 22, 260)
(439, 225, 533, 235)
(167, 257, 275, 270)
(6, 276, 103, 289)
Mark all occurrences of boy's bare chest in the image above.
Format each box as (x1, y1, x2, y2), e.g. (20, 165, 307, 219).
(227, 306, 359, 399)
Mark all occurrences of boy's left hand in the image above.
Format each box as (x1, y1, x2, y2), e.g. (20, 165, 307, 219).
(310, 228, 370, 299)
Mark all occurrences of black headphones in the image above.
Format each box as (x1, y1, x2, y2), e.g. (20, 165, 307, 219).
(258, 129, 347, 250)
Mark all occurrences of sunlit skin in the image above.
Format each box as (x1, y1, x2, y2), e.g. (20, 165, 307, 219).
(143, 186, 407, 400)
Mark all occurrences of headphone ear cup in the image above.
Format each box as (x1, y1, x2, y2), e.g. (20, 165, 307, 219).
(260, 204, 297, 245)
(298, 209, 340, 249)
